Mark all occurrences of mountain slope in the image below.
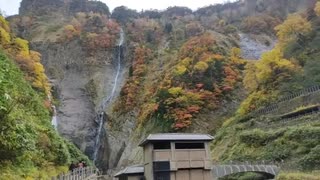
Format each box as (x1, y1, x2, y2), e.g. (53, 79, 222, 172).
(211, 2, 320, 178)
(7, 0, 320, 178)
(0, 15, 90, 179)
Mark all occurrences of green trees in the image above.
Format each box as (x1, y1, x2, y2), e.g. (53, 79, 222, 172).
(0, 52, 89, 178)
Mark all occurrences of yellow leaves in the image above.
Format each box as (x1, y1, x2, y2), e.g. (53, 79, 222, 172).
(0, 16, 10, 32)
(174, 65, 187, 76)
(243, 47, 298, 99)
(168, 87, 183, 96)
(194, 61, 209, 72)
(243, 62, 258, 92)
(173, 57, 192, 76)
(138, 103, 159, 125)
(181, 57, 192, 66)
(315, 2, 320, 17)
(275, 14, 312, 46)
(15, 38, 30, 54)
(63, 25, 80, 40)
(30, 51, 41, 62)
(86, 32, 98, 39)
(0, 16, 50, 95)
(0, 27, 11, 45)
(256, 48, 296, 83)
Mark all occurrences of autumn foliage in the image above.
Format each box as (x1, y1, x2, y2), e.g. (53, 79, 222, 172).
(239, 13, 309, 115)
(118, 46, 151, 110)
(150, 33, 242, 129)
(116, 32, 242, 130)
(58, 13, 120, 54)
(241, 14, 281, 34)
(0, 16, 50, 94)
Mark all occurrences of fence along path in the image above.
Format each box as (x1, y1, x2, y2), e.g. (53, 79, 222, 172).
(253, 85, 320, 116)
(51, 167, 99, 180)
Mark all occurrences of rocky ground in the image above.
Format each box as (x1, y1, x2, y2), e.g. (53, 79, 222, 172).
(239, 33, 276, 60)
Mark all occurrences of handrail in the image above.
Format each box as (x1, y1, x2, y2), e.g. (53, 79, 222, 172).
(51, 166, 99, 180)
(253, 85, 320, 116)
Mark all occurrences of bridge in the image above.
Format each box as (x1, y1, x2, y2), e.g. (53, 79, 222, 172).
(212, 163, 280, 179)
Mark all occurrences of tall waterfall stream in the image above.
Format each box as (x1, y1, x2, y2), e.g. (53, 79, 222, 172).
(93, 29, 125, 164)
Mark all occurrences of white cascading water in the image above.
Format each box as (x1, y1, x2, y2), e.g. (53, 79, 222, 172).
(101, 28, 124, 109)
(93, 28, 125, 163)
(51, 105, 58, 130)
(93, 112, 104, 163)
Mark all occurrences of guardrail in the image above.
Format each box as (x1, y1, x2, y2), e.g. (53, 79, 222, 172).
(253, 85, 320, 116)
(51, 167, 99, 180)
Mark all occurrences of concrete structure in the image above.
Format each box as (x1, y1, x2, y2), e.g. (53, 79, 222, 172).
(212, 164, 280, 180)
(114, 133, 280, 180)
(115, 133, 214, 180)
(114, 165, 144, 180)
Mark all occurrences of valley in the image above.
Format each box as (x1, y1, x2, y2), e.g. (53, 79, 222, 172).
(0, 0, 320, 179)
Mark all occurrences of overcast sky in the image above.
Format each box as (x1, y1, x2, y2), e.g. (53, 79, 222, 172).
(0, 0, 235, 16)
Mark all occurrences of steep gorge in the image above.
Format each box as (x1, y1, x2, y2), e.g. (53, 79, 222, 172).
(6, 0, 319, 178)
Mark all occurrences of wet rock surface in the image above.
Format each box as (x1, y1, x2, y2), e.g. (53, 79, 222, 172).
(239, 33, 276, 60)
(31, 40, 123, 159)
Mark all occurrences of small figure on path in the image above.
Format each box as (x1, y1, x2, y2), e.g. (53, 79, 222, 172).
(69, 162, 76, 171)
(82, 160, 87, 167)
(78, 161, 84, 168)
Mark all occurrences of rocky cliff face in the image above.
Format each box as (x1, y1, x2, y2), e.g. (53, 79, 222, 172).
(30, 39, 127, 161)
(11, 0, 131, 172)
(19, 0, 110, 16)
(11, 0, 316, 178)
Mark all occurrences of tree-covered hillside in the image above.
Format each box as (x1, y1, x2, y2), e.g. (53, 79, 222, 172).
(0, 15, 90, 179)
(3, 0, 320, 178)
(211, 2, 320, 179)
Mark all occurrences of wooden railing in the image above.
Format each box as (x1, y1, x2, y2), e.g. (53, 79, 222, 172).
(51, 167, 99, 180)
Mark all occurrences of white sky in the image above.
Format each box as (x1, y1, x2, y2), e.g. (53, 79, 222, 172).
(0, 0, 235, 16)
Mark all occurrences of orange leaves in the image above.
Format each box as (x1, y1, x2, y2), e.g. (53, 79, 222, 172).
(171, 108, 193, 130)
(170, 105, 201, 130)
(86, 33, 112, 51)
(155, 87, 212, 130)
(223, 66, 238, 87)
(85, 19, 119, 50)
(180, 33, 215, 59)
(187, 105, 200, 113)
(63, 25, 80, 40)
(118, 47, 151, 111)
(106, 19, 120, 34)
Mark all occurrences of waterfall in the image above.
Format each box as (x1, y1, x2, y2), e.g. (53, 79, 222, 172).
(93, 28, 124, 163)
(51, 105, 58, 130)
(93, 112, 104, 163)
(101, 28, 124, 110)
